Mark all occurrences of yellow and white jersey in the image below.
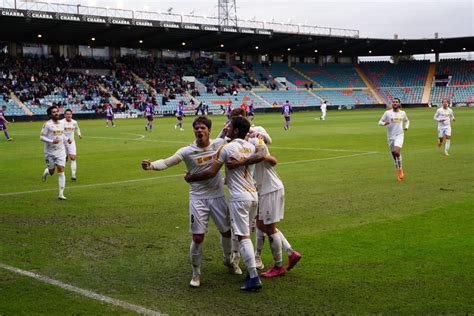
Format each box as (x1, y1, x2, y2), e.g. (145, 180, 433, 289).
(217, 138, 258, 202)
(176, 138, 226, 200)
(434, 107, 454, 128)
(248, 137, 284, 195)
(40, 120, 66, 156)
(379, 110, 409, 139)
(61, 118, 81, 141)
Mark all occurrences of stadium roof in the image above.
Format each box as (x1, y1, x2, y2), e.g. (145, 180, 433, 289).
(0, 5, 472, 56)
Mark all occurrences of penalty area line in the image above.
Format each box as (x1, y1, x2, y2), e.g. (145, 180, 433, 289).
(0, 262, 166, 316)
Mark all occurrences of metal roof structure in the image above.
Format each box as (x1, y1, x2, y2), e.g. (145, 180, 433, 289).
(0, 1, 472, 56)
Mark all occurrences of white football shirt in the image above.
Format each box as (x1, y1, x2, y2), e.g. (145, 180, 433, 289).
(175, 138, 226, 200)
(61, 118, 81, 141)
(379, 110, 409, 139)
(217, 138, 258, 202)
(248, 137, 284, 195)
(434, 107, 454, 128)
(40, 120, 66, 156)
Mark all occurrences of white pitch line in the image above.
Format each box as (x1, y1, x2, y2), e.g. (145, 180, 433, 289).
(279, 151, 378, 165)
(0, 174, 183, 197)
(1, 152, 379, 197)
(271, 146, 378, 153)
(0, 263, 165, 316)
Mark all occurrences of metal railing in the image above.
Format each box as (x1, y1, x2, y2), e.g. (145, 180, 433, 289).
(1, 0, 359, 38)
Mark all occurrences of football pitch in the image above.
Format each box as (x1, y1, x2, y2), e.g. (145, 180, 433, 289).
(1, 108, 473, 315)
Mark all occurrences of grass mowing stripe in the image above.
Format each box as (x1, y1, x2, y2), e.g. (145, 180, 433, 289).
(0, 263, 166, 316)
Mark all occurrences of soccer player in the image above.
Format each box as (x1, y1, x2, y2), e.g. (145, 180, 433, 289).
(225, 101, 233, 119)
(175, 100, 184, 131)
(320, 100, 328, 121)
(185, 116, 272, 291)
(40, 106, 70, 200)
(105, 105, 115, 128)
(247, 102, 255, 121)
(61, 109, 82, 181)
(282, 100, 292, 130)
(228, 135, 302, 277)
(145, 102, 154, 132)
(378, 98, 410, 182)
(434, 98, 455, 156)
(142, 116, 238, 288)
(0, 105, 13, 141)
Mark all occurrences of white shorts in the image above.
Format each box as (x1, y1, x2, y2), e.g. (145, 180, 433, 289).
(258, 189, 285, 225)
(65, 141, 77, 156)
(189, 196, 230, 235)
(229, 200, 258, 237)
(388, 134, 404, 150)
(45, 153, 66, 169)
(438, 126, 451, 138)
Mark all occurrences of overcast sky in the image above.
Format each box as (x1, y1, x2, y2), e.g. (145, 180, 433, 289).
(55, 0, 473, 39)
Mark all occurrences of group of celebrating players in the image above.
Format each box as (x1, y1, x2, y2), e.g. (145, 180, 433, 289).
(0, 96, 456, 291)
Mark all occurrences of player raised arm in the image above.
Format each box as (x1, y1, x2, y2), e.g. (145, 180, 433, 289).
(141, 154, 182, 171)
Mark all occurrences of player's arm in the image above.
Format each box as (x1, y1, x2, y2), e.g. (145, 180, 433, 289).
(226, 146, 268, 169)
(142, 155, 182, 171)
(76, 123, 82, 139)
(450, 110, 455, 122)
(39, 124, 54, 143)
(403, 114, 410, 130)
(378, 113, 389, 126)
(434, 110, 445, 122)
(184, 161, 222, 182)
(0, 114, 9, 124)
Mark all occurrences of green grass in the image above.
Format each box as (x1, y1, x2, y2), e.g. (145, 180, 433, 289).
(1, 108, 473, 315)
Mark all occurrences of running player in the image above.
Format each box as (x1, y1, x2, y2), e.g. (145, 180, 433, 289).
(225, 101, 233, 119)
(247, 102, 255, 121)
(40, 106, 70, 200)
(378, 98, 409, 182)
(105, 105, 115, 128)
(228, 135, 302, 277)
(282, 101, 292, 130)
(145, 102, 154, 132)
(142, 116, 238, 288)
(434, 98, 455, 156)
(185, 116, 272, 291)
(0, 105, 13, 141)
(61, 109, 82, 181)
(175, 100, 184, 131)
(320, 100, 328, 121)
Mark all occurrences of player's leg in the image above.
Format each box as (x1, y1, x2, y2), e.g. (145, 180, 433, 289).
(106, 117, 109, 127)
(444, 128, 451, 156)
(56, 160, 66, 200)
(112, 119, 115, 127)
(188, 200, 210, 288)
(70, 155, 77, 180)
(42, 155, 56, 182)
(230, 201, 261, 290)
(2, 125, 11, 140)
(208, 197, 239, 274)
(254, 228, 265, 270)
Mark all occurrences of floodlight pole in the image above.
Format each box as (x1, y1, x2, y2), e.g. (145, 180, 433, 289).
(218, 0, 238, 26)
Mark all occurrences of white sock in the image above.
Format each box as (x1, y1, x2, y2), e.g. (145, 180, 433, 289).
(239, 239, 258, 278)
(190, 241, 203, 277)
(445, 139, 451, 152)
(43, 168, 50, 177)
(395, 155, 402, 169)
(278, 230, 293, 256)
(231, 231, 240, 261)
(220, 235, 232, 264)
(58, 172, 65, 196)
(269, 233, 283, 267)
(71, 160, 77, 178)
(255, 228, 265, 258)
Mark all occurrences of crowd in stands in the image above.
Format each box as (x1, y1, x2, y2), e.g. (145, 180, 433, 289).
(1, 53, 472, 116)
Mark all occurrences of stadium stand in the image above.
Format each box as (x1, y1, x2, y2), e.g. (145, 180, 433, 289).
(295, 64, 366, 88)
